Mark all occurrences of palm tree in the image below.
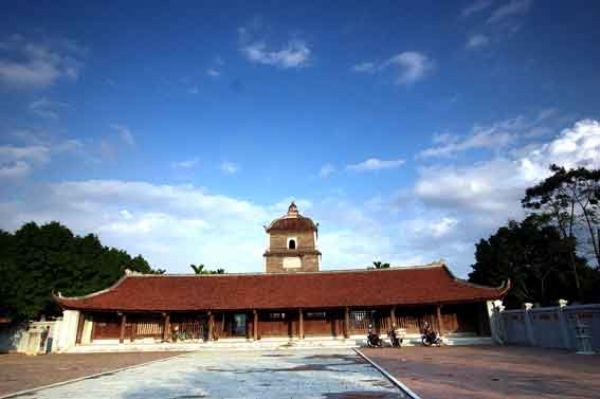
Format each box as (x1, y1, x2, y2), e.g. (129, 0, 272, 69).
(369, 261, 390, 270)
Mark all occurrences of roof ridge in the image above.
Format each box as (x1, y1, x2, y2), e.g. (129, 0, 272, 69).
(119, 262, 446, 277)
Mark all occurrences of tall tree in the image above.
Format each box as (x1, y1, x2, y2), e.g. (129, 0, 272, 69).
(0, 221, 163, 321)
(522, 165, 600, 298)
(469, 216, 587, 308)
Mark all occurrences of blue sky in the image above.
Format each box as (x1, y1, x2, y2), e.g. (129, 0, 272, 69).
(1, 0, 599, 275)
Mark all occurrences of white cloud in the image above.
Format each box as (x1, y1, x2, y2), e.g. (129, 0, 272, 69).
(220, 162, 239, 174)
(0, 160, 31, 179)
(0, 180, 270, 273)
(29, 97, 68, 119)
(206, 68, 220, 77)
(240, 40, 311, 69)
(347, 158, 405, 172)
(351, 62, 376, 73)
(461, 0, 495, 18)
(353, 51, 434, 85)
(488, 0, 533, 24)
(415, 119, 600, 216)
(385, 52, 434, 85)
(0, 35, 84, 89)
(0, 139, 80, 179)
(319, 163, 336, 178)
(110, 124, 135, 147)
(420, 127, 513, 157)
(466, 34, 490, 49)
(172, 158, 199, 169)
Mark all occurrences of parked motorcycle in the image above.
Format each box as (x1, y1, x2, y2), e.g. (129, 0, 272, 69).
(366, 331, 383, 347)
(421, 321, 442, 346)
(421, 331, 442, 346)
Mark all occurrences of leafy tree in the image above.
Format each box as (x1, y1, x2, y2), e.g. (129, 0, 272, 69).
(0, 221, 164, 321)
(469, 216, 590, 308)
(522, 165, 600, 298)
(190, 264, 225, 274)
(369, 261, 390, 270)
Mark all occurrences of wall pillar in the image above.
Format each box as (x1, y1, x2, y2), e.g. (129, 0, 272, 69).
(53, 310, 80, 352)
(390, 306, 397, 327)
(298, 308, 304, 340)
(436, 304, 444, 335)
(557, 299, 570, 349)
(81, 315, 93, 345)
(523, 303, 536, 346)
(119, 313, 126, 344)
(207, 311, 214, 342)
(344, 307, 350, 339)
(253, 310, 259, 341)
(162, 313, 170, 343)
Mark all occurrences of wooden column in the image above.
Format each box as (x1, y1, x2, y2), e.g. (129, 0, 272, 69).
(390, 306, 397, 327)
(162, 313, 170, 342)
(119, 313, 126, 344)
(253, 310, 259, 341)
(344, 307, 350, 339)
(207, 311, 214, 341)
(298, 308, 304, 340)
(436, 304, 444, 335)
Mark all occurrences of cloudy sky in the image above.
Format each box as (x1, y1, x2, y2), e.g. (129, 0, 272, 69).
(1, 0, 599, 276)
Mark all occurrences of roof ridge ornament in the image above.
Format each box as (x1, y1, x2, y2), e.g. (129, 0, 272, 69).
(287, 201, 299, 218)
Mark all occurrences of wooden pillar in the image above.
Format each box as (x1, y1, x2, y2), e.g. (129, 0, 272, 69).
(344, 307, 350, 339)
(298, 308, 304, 340)
(390, 306, 397, 327)
(162, 313, 170, 342)
(119, 313, 126, 344)
(253, 310, 259, 341)
(130, 315, 136, 342)
(436, 304, 444, 335)
(207, 311, 214, 341)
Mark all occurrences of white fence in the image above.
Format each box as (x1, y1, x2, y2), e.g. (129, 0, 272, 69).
(491, 302, 600, 354)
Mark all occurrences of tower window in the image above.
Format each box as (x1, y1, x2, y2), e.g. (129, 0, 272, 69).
(288, 239, 296, 250)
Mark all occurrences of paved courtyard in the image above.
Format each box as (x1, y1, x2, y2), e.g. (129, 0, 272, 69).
(5, 349, 402, 399)
(0, 351, 183, 397)
(363, 345, 600, 399)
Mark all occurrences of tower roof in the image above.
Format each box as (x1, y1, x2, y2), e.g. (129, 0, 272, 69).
(265, 202, 318, 233)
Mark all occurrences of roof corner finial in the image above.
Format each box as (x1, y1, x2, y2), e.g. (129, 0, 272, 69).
(287, 201, 299, 217)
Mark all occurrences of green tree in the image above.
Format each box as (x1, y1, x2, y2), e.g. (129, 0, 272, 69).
(468, 216, 589, 308)
(0, 221, 164, 321)
(522, 165, 600, 298)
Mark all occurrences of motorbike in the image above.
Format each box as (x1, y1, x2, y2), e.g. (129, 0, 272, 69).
(389, 328, 403, 348)
(421, 330, 442, 347)
(366, 331, 383, 347)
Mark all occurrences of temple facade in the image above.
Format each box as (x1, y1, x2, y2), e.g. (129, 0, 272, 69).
(54, 203, 509, 347)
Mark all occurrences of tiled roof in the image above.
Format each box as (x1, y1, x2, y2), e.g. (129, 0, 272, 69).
(56, 264, 508, 312)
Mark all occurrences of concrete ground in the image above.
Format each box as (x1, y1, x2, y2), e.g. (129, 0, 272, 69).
(4, 349, 402, 398)
(363, 345, 600, 399)
(0, 352, 184, 397)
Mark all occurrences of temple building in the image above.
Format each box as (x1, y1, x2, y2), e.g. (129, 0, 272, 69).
(55, 203, 509, 348)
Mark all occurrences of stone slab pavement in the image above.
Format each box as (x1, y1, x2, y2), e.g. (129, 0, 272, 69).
(6, 349, 403, 398)
(0, 352, 184, 397)
(363, 345, 600, 399)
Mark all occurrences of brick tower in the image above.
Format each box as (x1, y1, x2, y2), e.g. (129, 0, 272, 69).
(264, 202, 321, 273)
